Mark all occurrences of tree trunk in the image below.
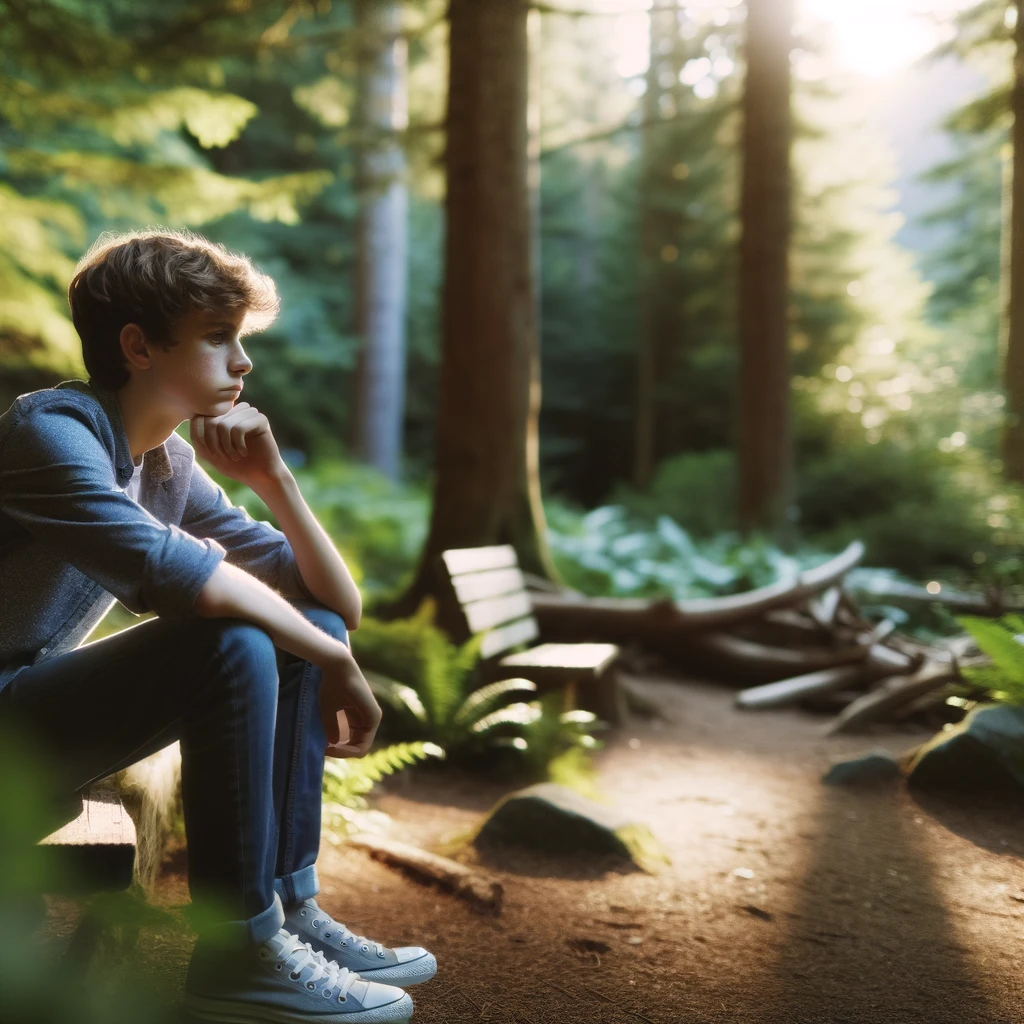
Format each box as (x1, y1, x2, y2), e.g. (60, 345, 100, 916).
(352, 0, 408, 482)
(390, 0, 556, 616)
(633, 6, 667, 489)
(1003, 12, 1024, 481)
(737, 0, 794, 532)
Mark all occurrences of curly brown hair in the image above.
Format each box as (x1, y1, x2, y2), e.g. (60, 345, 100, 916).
(68, 228, 280, 389)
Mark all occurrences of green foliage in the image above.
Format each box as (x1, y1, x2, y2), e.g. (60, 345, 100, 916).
(547, 502, 818, 600)
(354, 604, 602, 780)
(321, 741, 444, 837)
(611, 450, 735, 538)
(957, 614, 1024, 705)
(212, 458, 428, 604)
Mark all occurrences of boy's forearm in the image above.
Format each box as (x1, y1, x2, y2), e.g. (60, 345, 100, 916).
(193, 560, 351, 668)
(250, 467, 363, 628)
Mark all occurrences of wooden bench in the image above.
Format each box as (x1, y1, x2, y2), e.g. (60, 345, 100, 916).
(437, 545, 626, 725)
(39, 778, 136, 895)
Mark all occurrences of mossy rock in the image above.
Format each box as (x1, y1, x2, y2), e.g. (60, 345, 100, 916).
(907, 704, 1024, 794)
(473, 783, 669, 873)
(822, 752, 902, 787)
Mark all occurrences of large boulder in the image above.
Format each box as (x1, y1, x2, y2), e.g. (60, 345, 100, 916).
(473, 783, 668, 872)
(907, 704, 1024, 794)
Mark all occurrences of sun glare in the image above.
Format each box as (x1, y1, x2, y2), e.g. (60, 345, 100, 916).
(801, 0, 968, 79)
(589, 0, 973, 82)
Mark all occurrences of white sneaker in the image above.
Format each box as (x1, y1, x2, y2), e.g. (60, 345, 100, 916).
(184, 927, 414, 1022)
(285, 899, 437, 988)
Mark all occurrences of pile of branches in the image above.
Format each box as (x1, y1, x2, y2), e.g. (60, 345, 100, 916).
(527, 542, 1002, 734)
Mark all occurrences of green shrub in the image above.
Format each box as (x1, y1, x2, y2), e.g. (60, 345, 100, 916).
(956, 614, 1024, 706)
(547, 503, 823, 600)
(611, 449, 736, 537)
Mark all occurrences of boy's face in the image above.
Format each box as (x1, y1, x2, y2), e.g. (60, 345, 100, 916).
(143, 307, 253, 418)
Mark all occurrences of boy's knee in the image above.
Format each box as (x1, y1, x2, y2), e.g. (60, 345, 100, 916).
(297, 603, 348, 647)
(198, 617, 278, 681)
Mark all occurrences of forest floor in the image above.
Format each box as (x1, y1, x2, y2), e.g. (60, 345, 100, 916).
(46, 672, 1024, 1024)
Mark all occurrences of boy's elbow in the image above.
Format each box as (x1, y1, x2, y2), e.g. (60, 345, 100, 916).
(345, 598, 362, 632)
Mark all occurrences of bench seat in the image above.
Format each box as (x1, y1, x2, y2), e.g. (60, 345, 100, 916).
(39, 781, 136, 894)
(438, 546, 625, 724)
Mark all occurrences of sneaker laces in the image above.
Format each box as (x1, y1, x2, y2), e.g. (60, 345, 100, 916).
(307, 905, 385, 958)
(273, 932, 359, 1000)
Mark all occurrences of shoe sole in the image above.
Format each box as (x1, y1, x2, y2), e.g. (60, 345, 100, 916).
(344, 953, 437, 987)
(183, 992, 413, 1024)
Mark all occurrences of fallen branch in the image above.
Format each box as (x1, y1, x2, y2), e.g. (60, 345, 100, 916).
(685, 633, 908, 684)
(734, 640, 916, 710)
(824, 661, 960, 736)
(531, 542, 865, 639)
(736, 664, 868, 710)
(346, 834, 503, 915)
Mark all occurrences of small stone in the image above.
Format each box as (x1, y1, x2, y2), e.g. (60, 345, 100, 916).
(733, 867, 755, 879)
(822, 752, 902, 787)
(626, 935, 643, 945)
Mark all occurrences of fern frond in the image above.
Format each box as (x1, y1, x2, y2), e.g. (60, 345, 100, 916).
(958, 616, 1024, 684)
(322, 741, 444, 807)
(453, 677, 537, 726)
(470, 701, 543, 736)
(365, 670, 428, 723)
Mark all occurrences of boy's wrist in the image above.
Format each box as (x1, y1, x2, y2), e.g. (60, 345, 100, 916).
(248, 461, 294, 497)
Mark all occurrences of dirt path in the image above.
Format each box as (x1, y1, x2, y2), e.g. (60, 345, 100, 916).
(66, 672, 1024, 1023)
(315, 673, 1024, 1024)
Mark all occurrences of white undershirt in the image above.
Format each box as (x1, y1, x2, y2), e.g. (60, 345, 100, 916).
(123, 459, 144, 503)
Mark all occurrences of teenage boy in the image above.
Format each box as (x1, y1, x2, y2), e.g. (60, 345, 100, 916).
(0, 230, 434, 1022)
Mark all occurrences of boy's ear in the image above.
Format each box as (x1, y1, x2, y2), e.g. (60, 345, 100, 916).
(119, 323, 152, 371)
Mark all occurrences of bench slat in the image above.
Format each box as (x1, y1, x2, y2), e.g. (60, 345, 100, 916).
(442, 545, 518, 577)
(40, 787, 136, 848)
(463, 591, 533, 635)
(480, 616, 540, 659)
(499, 642, 619, 675)
(452, 567, 526, 605)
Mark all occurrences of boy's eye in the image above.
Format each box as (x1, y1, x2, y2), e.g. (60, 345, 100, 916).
(210, 332, 229, 344)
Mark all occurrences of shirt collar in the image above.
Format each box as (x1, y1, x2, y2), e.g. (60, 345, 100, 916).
(55, 379, 175, 486)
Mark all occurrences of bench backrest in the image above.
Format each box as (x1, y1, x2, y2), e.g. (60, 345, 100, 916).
(438, 545, 539, 659)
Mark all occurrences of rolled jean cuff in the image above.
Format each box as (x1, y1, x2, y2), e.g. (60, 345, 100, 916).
(274, 864, 320, 906)
(198, 892, 284, 948)
(249, 892, 286, 944)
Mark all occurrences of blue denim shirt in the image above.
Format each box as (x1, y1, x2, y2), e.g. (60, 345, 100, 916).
(0, 379, 310, 690)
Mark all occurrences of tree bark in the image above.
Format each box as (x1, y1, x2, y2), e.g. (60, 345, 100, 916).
(1003, 10, 1024, 481)
(352, 0, 409, 482)
(633, 7, 664, 489)
(390, 0, 556, 616)
(737, 0, 794, 532)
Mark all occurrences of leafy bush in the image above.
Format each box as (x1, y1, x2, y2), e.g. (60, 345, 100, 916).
(797, 438, 1000, 576)
(546, 503, 825, 600)
(610, 449, 736, 537)
(213, 458, 427, 603)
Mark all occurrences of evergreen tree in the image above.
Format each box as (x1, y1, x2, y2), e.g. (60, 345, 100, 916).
(352, 0, 409, 481)
(393, 0, 556, 615)
(737, 0, 794, 534)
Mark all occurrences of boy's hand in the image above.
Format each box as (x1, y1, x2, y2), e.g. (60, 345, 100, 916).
(319, 649, 383, 758)
(190, 402, 287, 487)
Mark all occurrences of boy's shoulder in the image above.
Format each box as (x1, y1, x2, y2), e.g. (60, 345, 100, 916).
(0, 380, 109, 439)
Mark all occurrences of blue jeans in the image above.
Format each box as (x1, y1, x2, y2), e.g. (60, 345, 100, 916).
(0, 601, 343, 946)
